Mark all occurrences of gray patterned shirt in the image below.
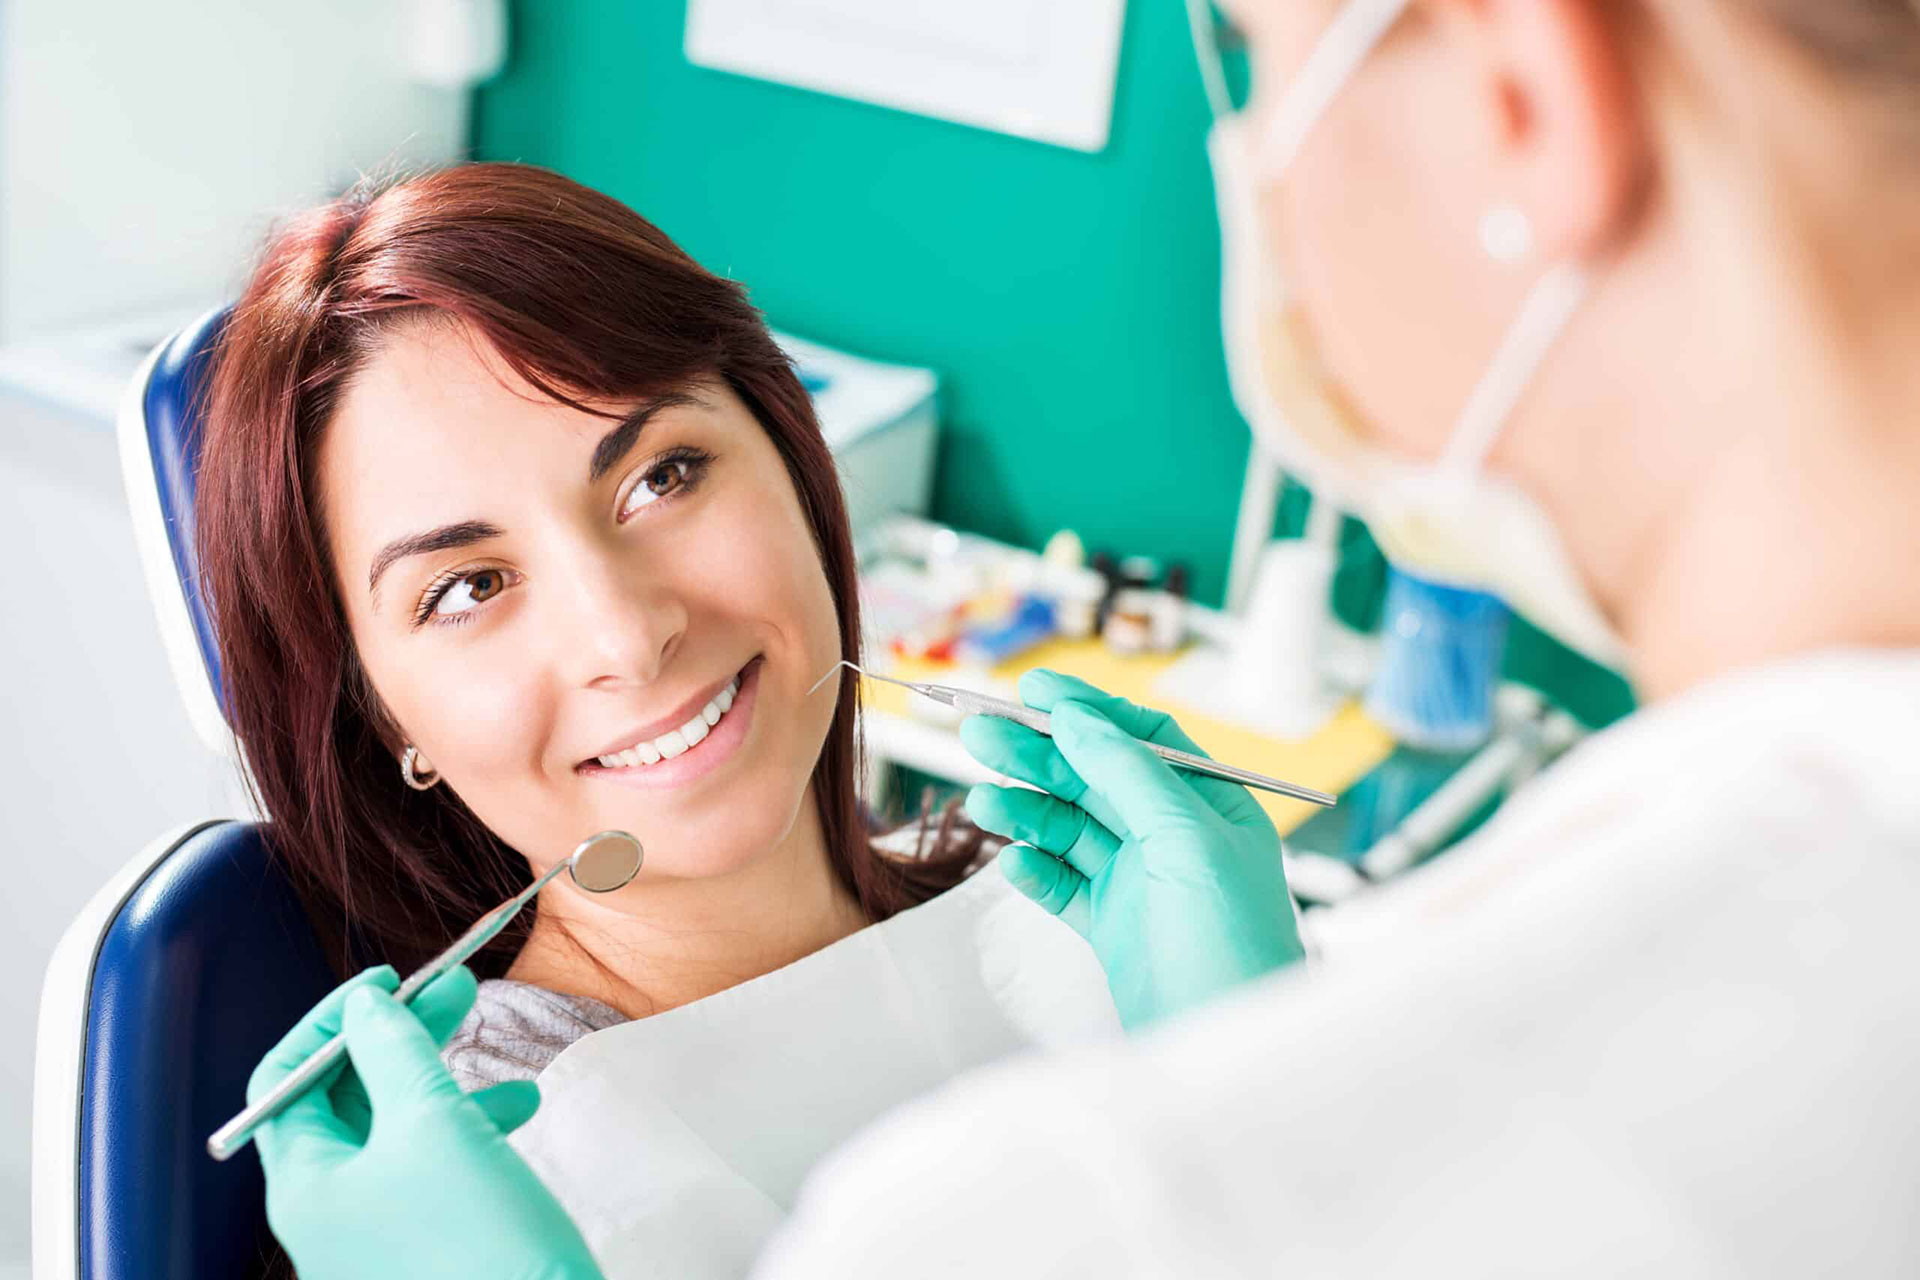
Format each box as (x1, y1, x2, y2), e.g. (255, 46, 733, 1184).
(442, 979, 628, 1091)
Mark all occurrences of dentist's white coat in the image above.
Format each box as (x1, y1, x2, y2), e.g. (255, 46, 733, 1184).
(755, 648, 1920, 1278)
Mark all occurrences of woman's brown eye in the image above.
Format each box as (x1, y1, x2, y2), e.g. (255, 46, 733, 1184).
(428, 569, 508, 620)
(645, 462, 686, 498)
(625, 460, 691, 515)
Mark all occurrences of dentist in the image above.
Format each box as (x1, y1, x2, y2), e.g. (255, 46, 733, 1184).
(251, 0, 1920, 1274)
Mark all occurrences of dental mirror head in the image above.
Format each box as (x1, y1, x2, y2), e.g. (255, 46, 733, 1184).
(566, 829, 643, 893)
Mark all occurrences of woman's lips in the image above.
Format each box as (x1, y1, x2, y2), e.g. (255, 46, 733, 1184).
(578, 657, 762, 791)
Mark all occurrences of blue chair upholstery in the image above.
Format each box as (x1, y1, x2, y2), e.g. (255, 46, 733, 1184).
(76, 822, 335, 1279)
(135, 307, 230, 722)
(36, 311, 337, 1279)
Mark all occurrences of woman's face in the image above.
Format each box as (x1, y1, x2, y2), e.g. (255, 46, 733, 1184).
(317, 319, 844, 888)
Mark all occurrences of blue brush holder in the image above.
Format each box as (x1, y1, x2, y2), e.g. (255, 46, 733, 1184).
(1363, 566, 1511, 751)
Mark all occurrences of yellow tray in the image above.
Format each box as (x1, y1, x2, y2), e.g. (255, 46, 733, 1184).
(868, 637, 1395, 836)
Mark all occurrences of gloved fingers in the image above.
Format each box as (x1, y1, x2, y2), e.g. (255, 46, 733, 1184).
(996, 843, 1092, 938)
(282, 965, 480, 1141)
(408, 965, 481, 1049)
(341, 985, 472, 1120)
(252, 972, 409, 1168)
(469, 1080, 543, 1135)
(1048, 700, 1216, 840)
(958, 714, 1131, 838)
(966, 782, 1119, 881)
(1018, 669, 1266, 824)
(248, 966, 398, 1106)
(255, 1084, 362, 1173)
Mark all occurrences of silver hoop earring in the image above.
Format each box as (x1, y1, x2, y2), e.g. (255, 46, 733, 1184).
(1479, 204, 1535, 265)
(400, 745, 441, 791)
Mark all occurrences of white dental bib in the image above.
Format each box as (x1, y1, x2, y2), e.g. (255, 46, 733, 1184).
(508, 865, 1120, 1278)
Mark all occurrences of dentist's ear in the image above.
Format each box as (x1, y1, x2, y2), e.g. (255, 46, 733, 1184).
(1427, 0, 1649, 261)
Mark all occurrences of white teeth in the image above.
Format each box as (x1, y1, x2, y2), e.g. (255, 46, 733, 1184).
(590, 669, 746, 769)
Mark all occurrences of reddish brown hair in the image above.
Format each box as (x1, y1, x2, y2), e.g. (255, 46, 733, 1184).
(197, 162, 975, 979)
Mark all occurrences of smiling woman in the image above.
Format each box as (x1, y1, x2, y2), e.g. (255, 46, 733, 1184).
(194, 163, 984, 1023)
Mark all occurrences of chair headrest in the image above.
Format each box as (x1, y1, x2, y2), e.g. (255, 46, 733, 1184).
(124, 307, 232, 751)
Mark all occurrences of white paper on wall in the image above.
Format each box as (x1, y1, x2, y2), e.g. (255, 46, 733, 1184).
(685, 0, 1126, 153)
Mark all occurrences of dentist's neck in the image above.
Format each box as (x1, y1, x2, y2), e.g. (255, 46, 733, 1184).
(1539, 138, 1920, 703)
(506, 785, 870, 1019)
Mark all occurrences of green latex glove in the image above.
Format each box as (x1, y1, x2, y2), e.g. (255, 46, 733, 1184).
(961, 669, 1307, 1029)
(250, 965, 603, 1280)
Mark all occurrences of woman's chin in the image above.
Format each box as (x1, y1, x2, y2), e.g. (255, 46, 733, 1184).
(597, 799, 807, 886)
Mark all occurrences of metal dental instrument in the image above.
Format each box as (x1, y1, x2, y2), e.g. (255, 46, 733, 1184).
(206, 829, 644, 1163)
(811, 661, 1337, 808)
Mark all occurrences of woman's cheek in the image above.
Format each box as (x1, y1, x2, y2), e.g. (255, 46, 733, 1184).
(407, 644, 550, 784)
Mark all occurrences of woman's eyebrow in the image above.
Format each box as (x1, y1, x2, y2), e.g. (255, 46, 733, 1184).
(368, 520, 504, 606)
(588, 390, 708, 483)
(364, 391, 712, 609)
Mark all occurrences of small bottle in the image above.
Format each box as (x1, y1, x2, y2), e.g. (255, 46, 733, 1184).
(1118, 556, 1161, 593)
(1048, 566, 1106, 640)
(1150, 563, 1190, 653)
(1090, 551, 1121, 634)
(1042, 528, 1086, 571)
(1103, 589, 1156, 656)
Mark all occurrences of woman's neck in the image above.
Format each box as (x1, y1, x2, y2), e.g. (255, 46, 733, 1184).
(504, 787, 871, 1019)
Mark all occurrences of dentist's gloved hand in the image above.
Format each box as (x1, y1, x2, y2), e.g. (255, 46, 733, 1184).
(250, 965, 603, 1280)
(962, 669, 1306, 1030)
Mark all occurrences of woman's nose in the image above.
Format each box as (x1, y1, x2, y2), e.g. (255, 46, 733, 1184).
(547, 555, 689, 690)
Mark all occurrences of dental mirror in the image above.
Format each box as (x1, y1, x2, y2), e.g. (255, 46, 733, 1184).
(208, 827, 645, 1162)
(567, 828, 644, 893)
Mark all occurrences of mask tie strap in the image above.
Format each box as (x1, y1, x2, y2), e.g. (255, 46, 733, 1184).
(1437, 262, 1593, 479)
(1258, 0, 1412, 176)
(1185, 0, 1236, 121)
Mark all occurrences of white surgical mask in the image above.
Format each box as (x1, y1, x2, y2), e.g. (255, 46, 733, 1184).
(1195, 0, 1626, 666)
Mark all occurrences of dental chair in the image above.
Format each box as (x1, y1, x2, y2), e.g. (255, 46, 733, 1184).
(32, 308, 337, 1280)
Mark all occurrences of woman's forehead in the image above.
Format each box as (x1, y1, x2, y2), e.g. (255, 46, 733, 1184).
(325, 325, 591, 503)
(317, 322, 731, 557)
(328, 322, 727, 479)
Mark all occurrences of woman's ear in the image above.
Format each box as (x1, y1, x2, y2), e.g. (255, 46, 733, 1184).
(1428, 0, 1648, 260)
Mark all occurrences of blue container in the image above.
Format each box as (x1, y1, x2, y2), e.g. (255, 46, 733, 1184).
(1363, 566, 1511, 751)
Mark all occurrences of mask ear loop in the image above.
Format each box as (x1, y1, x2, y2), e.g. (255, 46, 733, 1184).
(1437, 263, 1593, 478)
(1257, 0, 1413, 175)
(1185, 0, 1236, 121)
(1242, 0, 1592, 484)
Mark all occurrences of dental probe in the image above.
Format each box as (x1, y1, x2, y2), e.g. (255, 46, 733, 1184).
(207, 829, 644, 1163)
(811, 661, 1337, 808)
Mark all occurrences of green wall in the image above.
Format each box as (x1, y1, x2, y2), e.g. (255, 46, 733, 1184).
(473, 0, 1633, 728)
(475, 0, 1249, 600)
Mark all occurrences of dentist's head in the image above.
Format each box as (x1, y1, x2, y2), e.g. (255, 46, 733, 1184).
(1212, 0, 1920, 695)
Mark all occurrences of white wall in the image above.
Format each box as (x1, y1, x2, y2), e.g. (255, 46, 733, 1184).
(0, 4, 479, 1260)
(1, 397, 251, 1265)
(0, 0, 470, 341)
